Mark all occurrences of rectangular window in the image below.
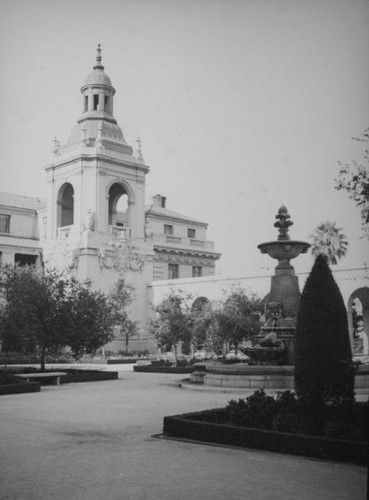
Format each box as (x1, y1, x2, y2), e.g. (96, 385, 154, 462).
(192, 266, 202, 277)
(105, 95, 109, 111)
(84, 95, 88, 112)
(0, 214, 10, 233)
(164, 224, 173, 235)
(187, 228, 196, 238)
(93, 94, 99, 110)
(168, 263, 179, 279)
(15, 254, 37, 267)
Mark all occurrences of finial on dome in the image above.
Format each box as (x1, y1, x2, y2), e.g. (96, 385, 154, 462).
(93, 43, 104, 70)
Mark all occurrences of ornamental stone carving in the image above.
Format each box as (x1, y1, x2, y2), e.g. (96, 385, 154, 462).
(84, 209, 95, 231)
(144, 217, 153, 240)
(98, 241, 144, 273)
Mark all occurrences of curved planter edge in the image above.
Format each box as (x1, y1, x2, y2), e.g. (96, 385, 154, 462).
(163, 409, 368, 466)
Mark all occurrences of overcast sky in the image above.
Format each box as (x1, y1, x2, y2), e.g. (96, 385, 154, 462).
(1, 0, 368, 275)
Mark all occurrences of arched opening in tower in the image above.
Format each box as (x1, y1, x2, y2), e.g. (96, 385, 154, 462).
(108, 183, 130, 237)
(57, 183, 74, 229)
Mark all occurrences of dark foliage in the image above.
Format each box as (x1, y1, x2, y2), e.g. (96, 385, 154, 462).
(133, 365, 193, 374)
(225, 390, 367, 441)
(0, 371, 18, 385)
(0, 266, 116, 371)
(294, 255, 355, 432)
(163, 406, 368, 465)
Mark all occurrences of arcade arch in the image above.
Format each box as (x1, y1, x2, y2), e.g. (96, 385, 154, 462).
(108, 182, 133, 237)
(191, 296, 210, 312)
(347, 287, 369, 355)
(57, 183, 74, 230)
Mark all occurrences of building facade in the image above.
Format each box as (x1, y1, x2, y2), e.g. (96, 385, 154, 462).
(0, 47, 367, 355)
(0, 193, 45, 270)
(145, 194, 220, 281)
(0, 47, 220, 351)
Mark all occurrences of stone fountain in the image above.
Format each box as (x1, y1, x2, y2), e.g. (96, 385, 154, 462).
(202, 206, 310, 389)
(242, 205, 310, 365)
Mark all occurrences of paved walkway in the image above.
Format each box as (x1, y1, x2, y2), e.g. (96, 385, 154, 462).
(0, 365, 367, 500)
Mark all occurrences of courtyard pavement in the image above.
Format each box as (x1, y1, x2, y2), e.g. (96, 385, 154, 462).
(0, 364, 367, 500)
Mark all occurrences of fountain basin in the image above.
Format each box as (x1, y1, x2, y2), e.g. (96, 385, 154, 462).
(257, 240, 310, 268)
(201, 363, 369, 394)
(203, 362, 294, 389)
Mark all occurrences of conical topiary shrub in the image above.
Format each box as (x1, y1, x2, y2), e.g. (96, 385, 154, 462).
(294, 255, 354, 430)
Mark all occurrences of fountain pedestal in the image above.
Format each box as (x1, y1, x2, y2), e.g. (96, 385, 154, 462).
(203, 206, 310, 389)
(244, 206, 310, 365)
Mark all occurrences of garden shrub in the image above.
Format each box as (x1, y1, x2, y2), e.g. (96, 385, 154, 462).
(294, 255, 355, 433)
(227, 390, 278, 429)
(163, 409, 368, 465)
(225, 389, 368, 441)
(226, 390, 301, 433)
(0, 371, 18, 385)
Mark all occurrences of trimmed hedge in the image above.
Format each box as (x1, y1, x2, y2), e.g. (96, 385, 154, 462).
(60, 370, 118, 384)
(0, 369, 117, 393)
(1, 368, 118, 385)
(107, 358, 151, 364)
(0, 381, 41, 396)
(134, 365, 194, 374)
(163, 408, 368, 465)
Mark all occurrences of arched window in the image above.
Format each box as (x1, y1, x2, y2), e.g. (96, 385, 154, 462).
(57, 183, 74, 229)
(108, 183, 130, 237)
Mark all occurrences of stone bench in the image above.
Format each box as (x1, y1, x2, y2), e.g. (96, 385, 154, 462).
(14, 372, 67, 385)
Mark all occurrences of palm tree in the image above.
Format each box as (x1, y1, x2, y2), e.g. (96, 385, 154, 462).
(309, 221, 348, 265)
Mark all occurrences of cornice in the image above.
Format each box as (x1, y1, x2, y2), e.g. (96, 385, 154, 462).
(146, 213, 207, 228)
(0, 205, 40, 215)
(45, 154, 150, 175)
(153, 245, 221, 260)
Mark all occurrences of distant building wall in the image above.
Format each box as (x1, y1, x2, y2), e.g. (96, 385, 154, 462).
(148, 264, 369, 354)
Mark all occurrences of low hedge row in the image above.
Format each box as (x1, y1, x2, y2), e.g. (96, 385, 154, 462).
(0, 369, 117, 394)
(0, 382, 41, 396)
(107, 358, 150, 364)
(134, 365, 194, 374)
(0, 358, 71, 365)
(60, 370, 118, 383)
(163, 408, 368, 465)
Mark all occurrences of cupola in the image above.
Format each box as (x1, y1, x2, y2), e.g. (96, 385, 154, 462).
(62, 44, 133, 154)
(79, 44, 116, 122)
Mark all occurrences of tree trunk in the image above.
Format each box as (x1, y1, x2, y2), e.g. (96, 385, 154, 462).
(173, 343, 178, 367)
(233, 327, 238, 356)
(40, 346, 46, 372)
(125, 335, 129, 354)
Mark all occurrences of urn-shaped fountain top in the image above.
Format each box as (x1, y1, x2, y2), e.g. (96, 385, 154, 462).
(258, 206, 310, 270)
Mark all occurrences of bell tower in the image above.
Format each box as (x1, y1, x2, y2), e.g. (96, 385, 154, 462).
(42, 46, 154, 349)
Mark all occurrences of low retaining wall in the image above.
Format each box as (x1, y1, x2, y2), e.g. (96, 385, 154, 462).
(107, 358, 152, 365)
(134, 365, 194, 374)
(0, 382, 41, 396)
(203, 363, 369, 392)
(355, 365, 369, 390)
(60, 370, 118, 383)
(204, 364, 294, 389)
(163, 408, 368, 465)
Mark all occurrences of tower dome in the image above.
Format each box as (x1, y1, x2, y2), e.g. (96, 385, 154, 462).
(84, 68, 113, 87)
(82, 44, 114, 89)
(61, 45, 133, 154)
